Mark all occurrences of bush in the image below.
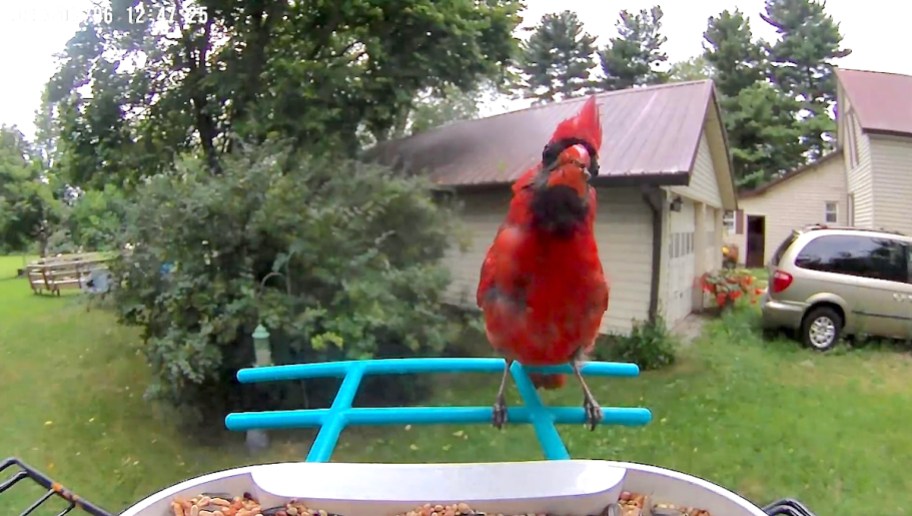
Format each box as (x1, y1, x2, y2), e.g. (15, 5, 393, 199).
(595, 317, 677, 371)
(700, 268, 764, 311)
(111, 140, 461, 423)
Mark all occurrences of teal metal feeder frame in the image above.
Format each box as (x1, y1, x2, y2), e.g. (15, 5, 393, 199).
(225, 357, 653, 462)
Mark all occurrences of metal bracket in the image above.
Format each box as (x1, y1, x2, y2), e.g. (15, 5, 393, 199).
(0, 457, 112, 516)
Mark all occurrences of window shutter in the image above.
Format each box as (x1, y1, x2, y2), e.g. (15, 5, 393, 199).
(735, 210, 744, 235)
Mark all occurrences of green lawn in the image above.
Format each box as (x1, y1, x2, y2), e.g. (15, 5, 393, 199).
(3, 255, 912, 515)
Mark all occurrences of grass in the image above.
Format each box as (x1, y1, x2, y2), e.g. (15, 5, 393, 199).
(3, 255, 912, 514)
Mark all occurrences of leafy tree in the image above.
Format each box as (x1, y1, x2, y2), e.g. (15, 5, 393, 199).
(376, 83, 487, 143)
(669, 56, 714, 82)
(598, 6, 669, 91)
(0, 125, 62, 255)
(761, 0, 852, 159)
(45, 0, 523, 187)
(409, 85, 482, 135)
(703, 9, 804, 187)
(60, 184, 129, 252)
(39, 1, 522, 417)
(112, 140, 461, 421)
(518, 10, 598, 103)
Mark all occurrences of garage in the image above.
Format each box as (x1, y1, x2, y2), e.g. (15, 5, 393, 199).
(367, 81, 738, 336)
(666, 199, 696, 325)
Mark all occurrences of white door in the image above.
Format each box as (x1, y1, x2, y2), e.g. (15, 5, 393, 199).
(667, 200, 696, 325)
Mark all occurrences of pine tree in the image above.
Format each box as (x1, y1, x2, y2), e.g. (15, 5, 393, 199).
(703, 9, 766, 98)
(703, 9, 805, 188)
(598, 6, 669, 91)
(518, 10, 598, 104)
(761, 0, 852, 159)
(727, 82, 805, 189)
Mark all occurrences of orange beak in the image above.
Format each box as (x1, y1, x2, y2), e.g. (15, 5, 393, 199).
(545, 144, 591, 197)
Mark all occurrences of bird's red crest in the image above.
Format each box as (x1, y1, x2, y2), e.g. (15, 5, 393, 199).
(548, 95, 603, 156)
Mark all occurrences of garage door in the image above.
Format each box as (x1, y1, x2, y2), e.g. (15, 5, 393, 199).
(667, 201, 695, 325)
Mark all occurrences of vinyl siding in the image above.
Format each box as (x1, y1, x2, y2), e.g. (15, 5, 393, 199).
(443, 186, 653, 336)
(869, 134, 912, 235)
(845, 108, 875, 228)
(669, 132, 724, 208)
(731, 154, 847, 265)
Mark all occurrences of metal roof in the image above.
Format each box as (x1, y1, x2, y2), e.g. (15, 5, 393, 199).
(836, 68, 912, 137)
(365, 80, 719, 188)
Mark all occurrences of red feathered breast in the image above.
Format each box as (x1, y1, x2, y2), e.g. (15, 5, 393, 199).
(477, 186, 609, 366)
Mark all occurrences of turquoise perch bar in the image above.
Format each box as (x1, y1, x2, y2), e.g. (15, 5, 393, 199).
(224, 358, 653, 462)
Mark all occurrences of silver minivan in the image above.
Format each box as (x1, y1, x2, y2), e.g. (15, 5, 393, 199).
(760, 224, 912, 350)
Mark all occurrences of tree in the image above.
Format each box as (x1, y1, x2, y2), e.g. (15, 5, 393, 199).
(0, 125, 62, 256)
(702, 9, 805, 187)
(45, 0, 523, 188)
(726, 82, 805, 189)
(376, 83, 486, 143)
(409, 85, 483, 134)
(669, 56, 714, 82)
(761, 0, 852, 159)
(40, 1, 523, 418)
(703, 9, 766, 98)
(518, 10, 598, 103)
(598, 6, 669, 91)
(61, 184, 129, 252)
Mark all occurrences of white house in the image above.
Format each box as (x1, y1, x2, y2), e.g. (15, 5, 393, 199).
(726, 68, 912, 265)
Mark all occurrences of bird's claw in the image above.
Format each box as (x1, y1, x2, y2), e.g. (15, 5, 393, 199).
(492, 402, 508, 430)
(583, 396, 603, 431)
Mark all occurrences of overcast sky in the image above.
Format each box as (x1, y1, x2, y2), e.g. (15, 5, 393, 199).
(1, 0, 909, 138)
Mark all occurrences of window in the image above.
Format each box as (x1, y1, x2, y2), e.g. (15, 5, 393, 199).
(824, 202, 838, 223)
(723, 211, 735, 233)
(794, 234, 909, 283)
(845, 111, 860, 169)
(772, 231, 800, 266)
(844, 115, 858, 169)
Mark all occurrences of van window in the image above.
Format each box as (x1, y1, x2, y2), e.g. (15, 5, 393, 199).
(794, 234, 909, 283)
(772, 231, 800, 266)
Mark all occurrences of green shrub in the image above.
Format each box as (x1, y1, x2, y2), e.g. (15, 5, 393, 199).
(111, 140, 461, 423)
(595, 317, 677, 370)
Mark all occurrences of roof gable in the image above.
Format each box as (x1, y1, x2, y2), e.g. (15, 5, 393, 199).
(836, 68, 912, 137)
(366, 81, 722, 188)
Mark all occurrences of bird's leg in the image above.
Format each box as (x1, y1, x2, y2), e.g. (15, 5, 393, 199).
(571, 355, 603, 431)
(492, 358, 513, 430)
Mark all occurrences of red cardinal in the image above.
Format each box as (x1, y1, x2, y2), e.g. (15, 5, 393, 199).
(476, 95, 609, 431)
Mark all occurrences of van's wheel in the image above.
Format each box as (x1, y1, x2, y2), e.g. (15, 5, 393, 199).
(801, 306, 842, 351)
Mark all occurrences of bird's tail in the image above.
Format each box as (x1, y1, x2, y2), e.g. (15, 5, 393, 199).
(529, 373, 567, 390)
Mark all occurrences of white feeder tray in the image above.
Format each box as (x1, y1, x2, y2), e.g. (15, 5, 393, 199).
(120, 460, 768, 516)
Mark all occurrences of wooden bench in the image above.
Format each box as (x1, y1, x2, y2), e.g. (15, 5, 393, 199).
(26, 253, 113, 296)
